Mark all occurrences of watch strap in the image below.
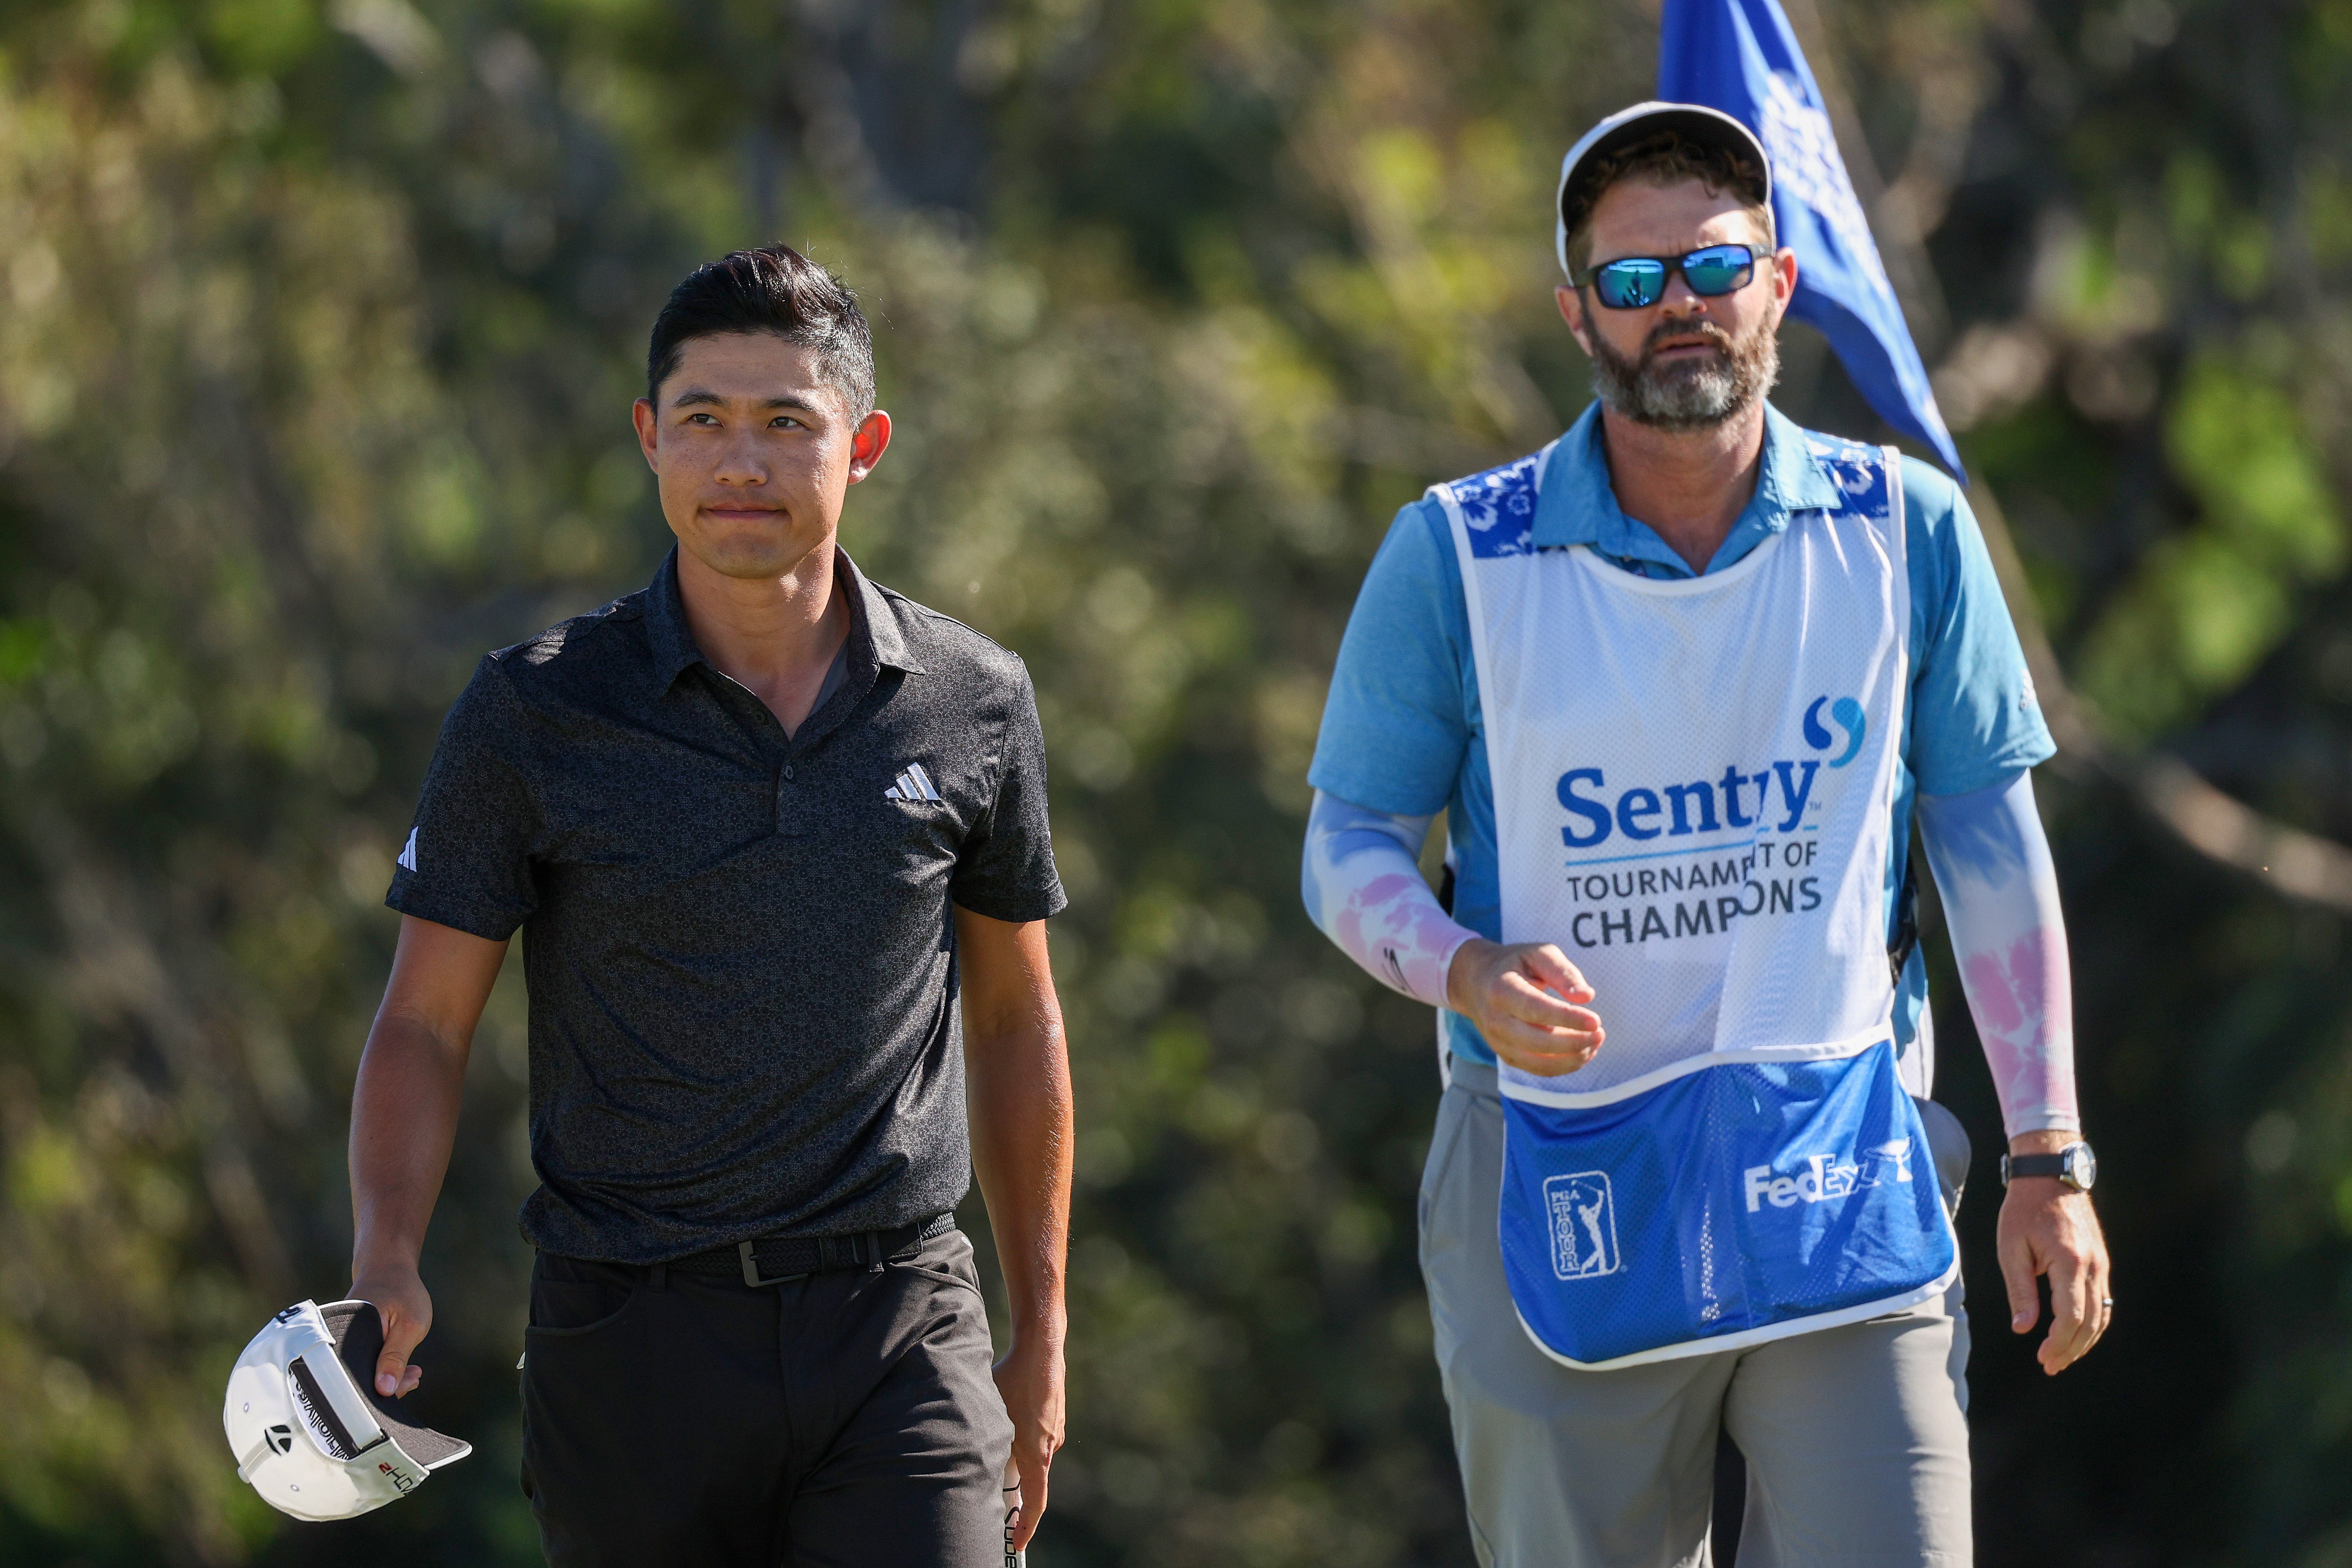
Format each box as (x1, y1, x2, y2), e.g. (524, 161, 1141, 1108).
(2003, 1153, 2069, 1182)
(2001, 1143, 2093, 1190)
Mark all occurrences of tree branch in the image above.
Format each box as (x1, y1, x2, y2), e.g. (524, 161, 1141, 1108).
(1969, 483, 2352, 911)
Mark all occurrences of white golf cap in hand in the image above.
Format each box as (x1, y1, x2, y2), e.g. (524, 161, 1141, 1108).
(223, 1298, 471, 1521)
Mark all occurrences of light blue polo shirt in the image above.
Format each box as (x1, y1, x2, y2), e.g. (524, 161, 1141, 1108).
(1308, 401, 2055, 1069)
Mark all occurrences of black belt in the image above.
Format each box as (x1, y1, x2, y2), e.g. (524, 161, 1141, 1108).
(667, 1213, 955, 1287)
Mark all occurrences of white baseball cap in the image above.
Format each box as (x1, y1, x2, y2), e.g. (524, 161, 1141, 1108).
(222, 1299, 472, 1521)
(1554, 101, 1775, 280)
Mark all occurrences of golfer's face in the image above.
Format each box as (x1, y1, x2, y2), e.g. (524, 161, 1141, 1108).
(635, 333, 884, 581)
(1560, 179, 1790, 368)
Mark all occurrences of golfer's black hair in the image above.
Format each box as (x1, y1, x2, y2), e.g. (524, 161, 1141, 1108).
(644, 244, 876, 417)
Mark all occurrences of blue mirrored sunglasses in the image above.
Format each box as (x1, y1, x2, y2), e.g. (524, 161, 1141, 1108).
(1572, 244, 1759, 310)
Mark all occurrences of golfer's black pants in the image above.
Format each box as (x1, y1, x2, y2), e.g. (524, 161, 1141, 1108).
(519, 1225, 1014, 1568)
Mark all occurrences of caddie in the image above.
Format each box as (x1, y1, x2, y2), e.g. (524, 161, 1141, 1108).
(1302, 103, 2111, 1565)
(349, 244, 1070, 1566)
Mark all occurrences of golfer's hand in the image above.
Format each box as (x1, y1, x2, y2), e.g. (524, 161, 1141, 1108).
(349, 1259, 432, 1398)
(1997, 1139, 2111, 1375)
(1445, 939, 1604, 1076)
(992, 1332, 1064, 1553)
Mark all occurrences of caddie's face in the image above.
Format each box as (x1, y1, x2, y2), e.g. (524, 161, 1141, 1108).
(1556, 177, 1796, 371)
(631, 332, 890, 582)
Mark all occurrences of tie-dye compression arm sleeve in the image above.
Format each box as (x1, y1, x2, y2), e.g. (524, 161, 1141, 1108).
(1302, 789, 1479, 1006)
(1917, 770, 2080, 1137)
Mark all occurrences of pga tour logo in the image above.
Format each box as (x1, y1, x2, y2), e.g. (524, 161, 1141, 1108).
(1743, 1139, 1915, 1213)
(1543, 1172, 1621, 1281)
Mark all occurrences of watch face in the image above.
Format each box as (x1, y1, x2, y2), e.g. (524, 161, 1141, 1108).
(2064, 1144, 2097, 1191)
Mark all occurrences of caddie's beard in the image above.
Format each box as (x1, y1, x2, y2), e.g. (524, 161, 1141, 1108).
(1586, 310, 1779, 431)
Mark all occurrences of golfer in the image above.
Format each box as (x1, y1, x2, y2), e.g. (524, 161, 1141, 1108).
(348, 244, 1070, 1566)
(1303, 104, 2110, 1564)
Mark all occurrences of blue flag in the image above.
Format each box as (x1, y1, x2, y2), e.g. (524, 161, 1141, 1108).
(1659, 0, 1965, 479)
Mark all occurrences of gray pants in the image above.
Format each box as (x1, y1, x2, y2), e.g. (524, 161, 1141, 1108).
(1419, 1059, 1973, 1568)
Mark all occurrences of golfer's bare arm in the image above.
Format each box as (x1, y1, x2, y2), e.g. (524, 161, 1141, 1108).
(955, 907, 1070, 1551)
(349, 914, 510, 1398)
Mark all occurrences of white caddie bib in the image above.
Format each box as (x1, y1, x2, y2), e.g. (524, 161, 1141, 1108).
(1436, 433, 1957, 1370)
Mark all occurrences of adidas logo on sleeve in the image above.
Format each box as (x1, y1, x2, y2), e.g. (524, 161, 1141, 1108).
(882, 763, 943, 803)
(395, 829, 418, 872)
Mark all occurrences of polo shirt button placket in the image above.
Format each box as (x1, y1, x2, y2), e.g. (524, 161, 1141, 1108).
(775, 759, 801, 836)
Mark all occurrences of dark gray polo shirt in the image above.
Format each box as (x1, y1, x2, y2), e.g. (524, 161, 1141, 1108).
(387, 547, 1065, 1263)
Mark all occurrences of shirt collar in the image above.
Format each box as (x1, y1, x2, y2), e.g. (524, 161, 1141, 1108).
(641, 543, 926, 692)
(642, 548, 704, 688)
(839, 548, 925, 675)
(1530, 402, 1846, 575)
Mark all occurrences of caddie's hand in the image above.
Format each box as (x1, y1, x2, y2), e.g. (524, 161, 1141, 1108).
(992, 1331, 1065, 1553)
(1996, 1136, 2111, 1375)
(1444, 938, 1604, 1077)
(349, 1259, 432, 1398)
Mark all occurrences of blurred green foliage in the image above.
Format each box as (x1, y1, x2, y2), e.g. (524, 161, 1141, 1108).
(2, 1, 2351, 1565)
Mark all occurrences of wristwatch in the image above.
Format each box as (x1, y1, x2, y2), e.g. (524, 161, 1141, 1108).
(2000, 1142, 2096, 1191)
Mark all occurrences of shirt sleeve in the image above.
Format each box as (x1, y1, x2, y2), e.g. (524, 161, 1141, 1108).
(1307, 499, 1475, 815)
(384, 655, 543, 941)
(951, 661, 1068, 922)
(1902, 458, 2058, 798)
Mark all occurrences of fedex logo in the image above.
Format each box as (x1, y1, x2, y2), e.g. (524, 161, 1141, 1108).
(1556, 696, 1865, 850)
(1743, 1138, 1914, 1212)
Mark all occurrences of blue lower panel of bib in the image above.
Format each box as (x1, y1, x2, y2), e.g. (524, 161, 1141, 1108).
(1499, 1041, 1954, 1366)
